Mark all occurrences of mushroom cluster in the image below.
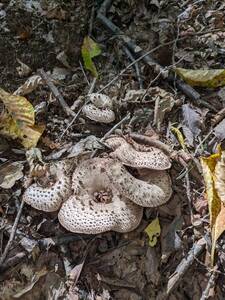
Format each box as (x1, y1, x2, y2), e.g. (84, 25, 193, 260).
(23, 136, 172, 234)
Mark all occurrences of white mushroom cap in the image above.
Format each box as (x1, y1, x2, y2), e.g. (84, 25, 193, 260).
(82, 93, 115, 123)
(105, 136, 171, 170)
(22, 163, 71, 212)
(58, 157, 143, 233)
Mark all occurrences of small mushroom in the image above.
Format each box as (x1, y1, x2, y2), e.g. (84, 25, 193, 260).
(23, 162, 72, 212)
(82, 93, 115, 123)
(58, 157, 143, 234)
(105, 136, 171, 170)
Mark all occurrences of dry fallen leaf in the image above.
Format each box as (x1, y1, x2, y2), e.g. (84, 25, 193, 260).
(145, 217, 161, 247)
(0, 161, 24, 189)
(171, 126, 186, 150)
(175, 68, 225, 88)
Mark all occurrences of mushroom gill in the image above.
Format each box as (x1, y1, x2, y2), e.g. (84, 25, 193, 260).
(105, 136, 171, 170)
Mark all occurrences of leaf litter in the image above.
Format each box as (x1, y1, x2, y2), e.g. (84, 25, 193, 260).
(1, 0, 225, 299)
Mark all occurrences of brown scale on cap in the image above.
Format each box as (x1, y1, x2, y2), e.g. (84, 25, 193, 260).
(105, 136, 171, 170)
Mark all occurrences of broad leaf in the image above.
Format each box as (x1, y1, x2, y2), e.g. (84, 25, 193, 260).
(175, 68, 225, 88)
(81, 36, 101, 78)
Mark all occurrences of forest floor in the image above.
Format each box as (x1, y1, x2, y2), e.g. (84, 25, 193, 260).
(1, 0, 225, 299)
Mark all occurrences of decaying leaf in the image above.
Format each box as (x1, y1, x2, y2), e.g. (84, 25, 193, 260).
(175, 68, 225, 88)
(81, 36, 101, 78)
(153, 87, 175, 130)
(0, 88, 44, 148)
(0, 161, 24, 189)
(145, 217, 161, 247)
(182, 104, 202, 147)
(16, 59, 32, 77)
(200, 149, 225, 264)
(214, 118, 225, 141)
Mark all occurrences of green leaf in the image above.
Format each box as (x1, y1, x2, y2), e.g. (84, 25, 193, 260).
(81, 36, 101, 78)
(144, 217, 161, 247)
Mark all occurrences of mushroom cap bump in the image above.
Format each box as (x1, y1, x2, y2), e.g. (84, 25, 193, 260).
(105, 136, 171, 170)
(22, 163, 72, 212)
(107, 161, 171, 207)
(82, 93, 115, 124)
(58, 158, 143, 234)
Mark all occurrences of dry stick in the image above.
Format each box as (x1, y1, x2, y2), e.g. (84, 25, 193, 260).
(211, 107, 225, 126)
(90, 113, 131, 158)
(200, 270, 217, 300)
(123, 46, 143, 89)
(0, 200, 25, 266)
(59, 78, 97, 140)
(166, 236, 206, 295)
(38, 68, 75, 117)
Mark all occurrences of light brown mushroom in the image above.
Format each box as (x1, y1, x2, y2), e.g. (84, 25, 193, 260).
(105, 136, 171, 170)
(82, 93, 115, 123)
(23, 162, 72, 212)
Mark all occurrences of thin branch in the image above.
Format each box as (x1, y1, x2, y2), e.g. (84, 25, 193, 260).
(0, 200, 25, 266)
(38, 68, 75, 116)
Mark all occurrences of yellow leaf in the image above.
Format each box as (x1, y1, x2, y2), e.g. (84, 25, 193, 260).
(0, 88, 34, 126)
(144, 217, 161, 247)
(175, 68, 225, 88)
(0, 88, 44, 149)
(200, 148, 225, 264)
(171, 126, 186, 150)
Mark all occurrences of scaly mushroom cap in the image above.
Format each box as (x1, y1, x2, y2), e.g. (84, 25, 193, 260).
(58, 157, 143, 234)
(82, 93, 115, 123)
(22, 162, 72, 212)
(105, 136, 171, 170)
(137, 168, 172, 204)
(107, 160, 171, 207)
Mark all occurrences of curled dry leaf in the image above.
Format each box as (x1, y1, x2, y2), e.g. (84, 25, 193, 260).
(0, 88, 44, 148)
(0, 161, 24, 189)
(175, 68, 225, 88)
(14, 75, 43, 96)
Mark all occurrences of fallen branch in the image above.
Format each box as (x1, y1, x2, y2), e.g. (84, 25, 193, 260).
(166, 236, 206, 295)
(0, 200, 25, 266)
(38, 68, 75, 117)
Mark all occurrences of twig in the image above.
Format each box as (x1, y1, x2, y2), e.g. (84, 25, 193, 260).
(88, 4, 95, 36)
(166, 236, 206, 295)
(211, 108, 225, 126)
(200, 270, 217, 300)
(59, 78, 97, 140)
(90, 113, 131, 158)
(0, 200, 25, 266)
(185, 169, 194, 225)
(38, 68, 75, 116)
(123, 46, 143, 89)
(79, 60, 90, 85)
